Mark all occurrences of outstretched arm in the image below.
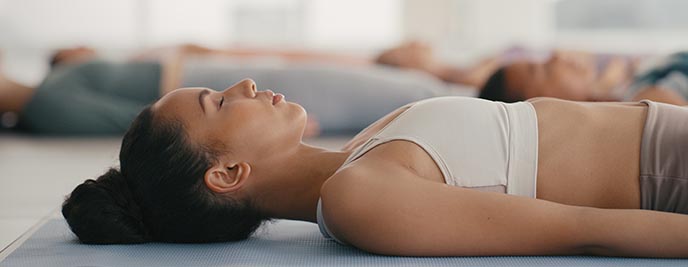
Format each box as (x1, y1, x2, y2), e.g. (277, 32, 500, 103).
(375, 41, 498, 87)
(132, 44, 371, 65)
(321, 168, 688, 257)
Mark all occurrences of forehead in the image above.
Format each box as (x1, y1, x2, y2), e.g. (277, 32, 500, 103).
(504, 62, 530, 89)
(505, 61, 530, 76)
(504, 61, 547, 101)
(152, 88, 205, 125)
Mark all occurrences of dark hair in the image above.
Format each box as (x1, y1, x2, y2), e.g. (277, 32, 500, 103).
(62, 107, 270, 244)
(478, 66, 522, 103)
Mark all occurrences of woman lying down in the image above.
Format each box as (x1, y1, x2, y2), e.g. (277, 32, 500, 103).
(62, 79, 688, 257)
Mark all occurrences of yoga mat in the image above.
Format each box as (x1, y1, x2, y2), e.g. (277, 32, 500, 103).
(1, 214, 686, 267)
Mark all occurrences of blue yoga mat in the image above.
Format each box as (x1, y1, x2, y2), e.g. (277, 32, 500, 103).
(1, 217, 686, 266)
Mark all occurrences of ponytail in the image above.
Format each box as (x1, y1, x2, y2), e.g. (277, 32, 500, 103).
(62, 168, 150, 244)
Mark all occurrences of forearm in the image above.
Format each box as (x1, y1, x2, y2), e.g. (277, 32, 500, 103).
(177, 45, 372, 66)
(433, 58, 500, 88)
(433, 66, 474, 85)
(583, 208, 688, 258)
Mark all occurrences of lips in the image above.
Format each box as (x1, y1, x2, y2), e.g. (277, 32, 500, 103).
(272, 93, 284, 105)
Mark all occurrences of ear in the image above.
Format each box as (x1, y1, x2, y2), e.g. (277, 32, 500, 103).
(204, 162, 252, 193)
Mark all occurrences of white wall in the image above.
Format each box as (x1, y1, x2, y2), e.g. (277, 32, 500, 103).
(403, 0, 554, 63)
(0, 0, 402, 83)
(305, 0, 402, 50)
(146, 0, 231, 47)
(0, 0, 402, 51)
(0, 0, 139, 50)
(402, 0, 688, 60)
(3, 0, 688, 83)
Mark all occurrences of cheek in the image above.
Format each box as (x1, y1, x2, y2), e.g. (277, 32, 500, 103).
(220, 105, 265, 132)
(551, 69, 580, 89)
(559, 65, 591, 85)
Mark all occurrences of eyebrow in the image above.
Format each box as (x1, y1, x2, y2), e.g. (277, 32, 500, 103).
(198, 90, 210, 114)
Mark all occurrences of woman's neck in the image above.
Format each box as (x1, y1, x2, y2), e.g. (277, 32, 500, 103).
(250, 143, 351, 223)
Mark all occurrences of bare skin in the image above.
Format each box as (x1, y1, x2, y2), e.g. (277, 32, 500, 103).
(631, 86, 688, 105)
(0, 72, 34, 113)
(156, 80, 688, 257)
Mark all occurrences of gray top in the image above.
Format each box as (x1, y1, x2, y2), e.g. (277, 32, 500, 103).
(20, 60, 161, 134)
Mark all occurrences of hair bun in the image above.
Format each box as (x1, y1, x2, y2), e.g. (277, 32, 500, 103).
(62, 168, 151, 244)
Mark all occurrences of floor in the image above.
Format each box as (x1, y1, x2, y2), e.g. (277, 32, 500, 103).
(0, 133, 349, 255)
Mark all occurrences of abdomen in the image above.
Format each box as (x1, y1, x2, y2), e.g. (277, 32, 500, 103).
(529, 97, 647, 209)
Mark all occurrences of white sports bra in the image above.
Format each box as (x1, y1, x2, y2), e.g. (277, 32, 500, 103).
(317, 96, 539, 245)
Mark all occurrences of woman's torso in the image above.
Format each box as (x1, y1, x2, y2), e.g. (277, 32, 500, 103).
(336, 97, 647, 209)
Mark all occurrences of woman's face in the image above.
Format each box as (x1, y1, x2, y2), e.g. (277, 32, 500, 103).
(503, 52, 596, 101)
(153, 79, 307, 160)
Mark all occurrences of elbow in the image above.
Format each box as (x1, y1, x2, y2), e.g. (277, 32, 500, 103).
(571, 206, 609, 256)
(349, 236, 431, 257)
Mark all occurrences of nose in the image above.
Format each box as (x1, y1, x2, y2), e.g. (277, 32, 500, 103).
(547, 52, 561, 65)
(544, 52, 568, 71)
(223, 78, 257, 97)
(238, 78, 257, 92)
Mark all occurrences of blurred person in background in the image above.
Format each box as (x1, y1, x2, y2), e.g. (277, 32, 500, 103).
(0, 43, 494, 136)
(383, 41, 687, 105)
(477, 49, 688, 105)
(377, 42, 679, 104)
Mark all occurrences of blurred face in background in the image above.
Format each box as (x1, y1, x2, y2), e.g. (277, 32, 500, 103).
(503, 52, 597, 101)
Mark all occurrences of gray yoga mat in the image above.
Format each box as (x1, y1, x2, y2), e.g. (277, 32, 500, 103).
(1, 217, 686, 267)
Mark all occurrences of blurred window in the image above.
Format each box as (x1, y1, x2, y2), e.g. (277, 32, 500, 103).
(556, 0, 688, 30)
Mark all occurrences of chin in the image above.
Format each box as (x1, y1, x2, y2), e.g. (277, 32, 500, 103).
(289, 102, 307, 117)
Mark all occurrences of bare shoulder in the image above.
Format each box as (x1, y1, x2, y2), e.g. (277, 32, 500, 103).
(318, 160, 408, 245)
(320, 160, 401, 212)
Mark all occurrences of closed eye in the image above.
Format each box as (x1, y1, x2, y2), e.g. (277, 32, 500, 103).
(219, 96, 225, 109)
